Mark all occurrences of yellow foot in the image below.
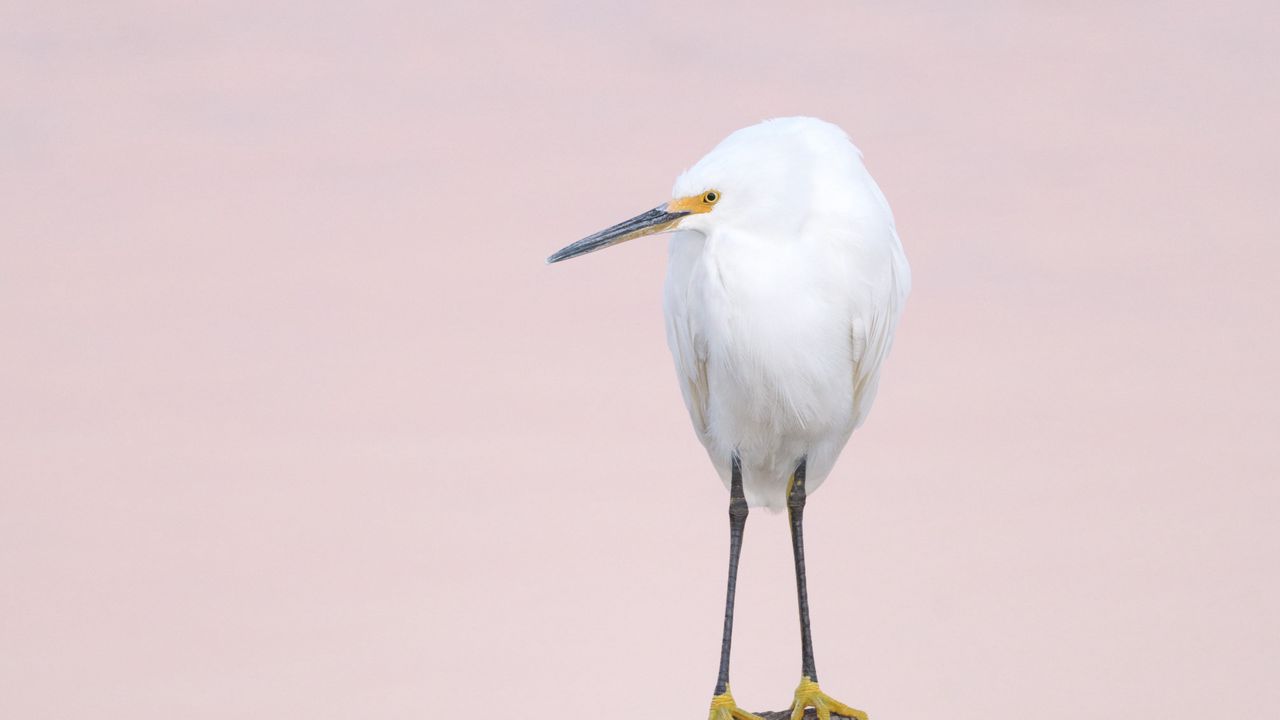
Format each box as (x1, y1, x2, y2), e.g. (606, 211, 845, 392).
(789, 677, 867, 720)
(709, 686, 764, 720)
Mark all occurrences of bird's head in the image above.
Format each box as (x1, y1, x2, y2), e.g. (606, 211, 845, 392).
(546, 117, 851, 264)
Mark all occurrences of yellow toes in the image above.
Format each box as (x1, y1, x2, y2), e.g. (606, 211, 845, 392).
(790, 677, 867, 720)
(709, 686, 764, 720)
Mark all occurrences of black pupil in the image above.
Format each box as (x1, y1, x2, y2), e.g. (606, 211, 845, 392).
(706, 193, 716, 202)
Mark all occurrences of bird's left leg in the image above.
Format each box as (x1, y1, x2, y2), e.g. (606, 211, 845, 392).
(708, 456, 763, 720)
(787, 459, 867, 720)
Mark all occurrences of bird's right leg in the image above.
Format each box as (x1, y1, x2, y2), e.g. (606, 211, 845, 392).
(708, 456, 762, 720)
(787, 459, 866, 720)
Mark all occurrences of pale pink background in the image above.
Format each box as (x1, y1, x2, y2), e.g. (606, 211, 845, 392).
(2, 2, 1278, 718)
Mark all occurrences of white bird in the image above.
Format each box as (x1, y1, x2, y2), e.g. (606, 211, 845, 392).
(548, 117, 910, 720)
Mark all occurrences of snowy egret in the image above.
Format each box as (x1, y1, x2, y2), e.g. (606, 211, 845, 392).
(547, 117, 910, 720)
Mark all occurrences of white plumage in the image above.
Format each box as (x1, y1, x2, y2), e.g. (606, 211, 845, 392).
(661, 117, 910, 509)
(547, 116, 911, 718)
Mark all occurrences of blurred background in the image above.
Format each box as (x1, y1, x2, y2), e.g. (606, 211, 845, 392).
(3, 1, 1277, 718)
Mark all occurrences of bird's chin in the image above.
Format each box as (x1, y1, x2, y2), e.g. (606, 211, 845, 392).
(673, 216, 712, 237)
(671, 227, 708, 245)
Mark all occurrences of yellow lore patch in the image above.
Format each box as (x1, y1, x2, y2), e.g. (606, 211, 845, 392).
(669, 189, 721, 215)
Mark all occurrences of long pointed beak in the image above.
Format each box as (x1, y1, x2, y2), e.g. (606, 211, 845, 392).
(546, 204, 690, 264)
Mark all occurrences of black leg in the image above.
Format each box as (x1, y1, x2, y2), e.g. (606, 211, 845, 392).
(714, 455, 750, 696)
(788, 457, 819, 682)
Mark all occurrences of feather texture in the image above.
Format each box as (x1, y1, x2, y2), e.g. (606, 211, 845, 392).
(661, 117, 910, 509)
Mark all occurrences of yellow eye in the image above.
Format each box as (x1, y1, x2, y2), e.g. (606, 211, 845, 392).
(702, 190, 720, 204)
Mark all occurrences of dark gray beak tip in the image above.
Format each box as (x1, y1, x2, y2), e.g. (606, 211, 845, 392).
(545, 245, 585, 265)
(545, 248, 573, 264)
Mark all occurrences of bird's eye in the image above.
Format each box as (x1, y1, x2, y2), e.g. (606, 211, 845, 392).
(703, 191, 720, 204)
